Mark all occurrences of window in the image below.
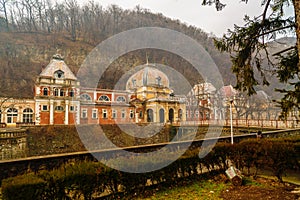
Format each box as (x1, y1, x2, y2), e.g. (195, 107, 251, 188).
(112, 110, 117, 119)
(130, 110, 134, 118)
(69, 89, 75, 97)
(55, 106, 64, 111)
(99, 95, 110, 102)
(23, 108, 33, 123)
(54, 70, 64, 79)
(102, 109, 107, 119)
(54, 88, 59, 96)
(116, 96, 126, 102)
(92, 109, 98, 119)
(60, 89, 64, 96)
(156, 76, 161, 85)
(7, 108, 18, 123)
(147, 109, 154, 122)
(121, 109, 126, 119)
(139, 111, 143, 118)
(70, 106, 75, 112)
(81, 109, 87, 118)
(178, 109, 183, 120)
(43, 88, 48, 96)
(42, 105, 48, 111)
(80, 94, 92, 101)
(195, 111, 199, 118)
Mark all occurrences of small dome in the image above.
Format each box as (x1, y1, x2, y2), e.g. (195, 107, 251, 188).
(126, 65, 169, 90)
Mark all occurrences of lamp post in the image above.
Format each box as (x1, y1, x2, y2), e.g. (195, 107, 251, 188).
(229, 99, 234, 145)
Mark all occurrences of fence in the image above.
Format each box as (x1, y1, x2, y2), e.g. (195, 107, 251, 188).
(182, 119, 299, 129)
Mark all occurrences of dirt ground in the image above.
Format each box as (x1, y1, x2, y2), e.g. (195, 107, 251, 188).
(220, 177, 300, 200)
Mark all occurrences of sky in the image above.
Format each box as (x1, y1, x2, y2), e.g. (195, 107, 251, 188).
(77, 0, 294, 37)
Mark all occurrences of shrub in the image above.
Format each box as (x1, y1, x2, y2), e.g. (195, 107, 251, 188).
(2, 173, 46, 200)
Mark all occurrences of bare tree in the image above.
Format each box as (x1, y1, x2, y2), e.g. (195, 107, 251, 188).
(0, 0, 12, 31)
(65, 0, 79, 41)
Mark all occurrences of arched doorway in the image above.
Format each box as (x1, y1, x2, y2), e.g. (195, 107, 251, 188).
(159, 108, 165, 123)
(7, 108, 18, 123)
(147, 109, 154, 122)
(169, 108, 174, 123)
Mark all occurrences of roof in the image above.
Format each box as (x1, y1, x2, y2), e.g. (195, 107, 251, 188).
(126, 64, 169, 90)
(219, 85, 238, 98)
(188, 82, 216, 96)
(39, 54, 77, 80)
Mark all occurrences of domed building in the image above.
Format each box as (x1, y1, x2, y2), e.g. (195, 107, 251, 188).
(127, 64, 186, 124)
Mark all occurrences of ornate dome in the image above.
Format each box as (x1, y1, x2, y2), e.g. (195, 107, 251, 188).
(126, 65, 169, 90)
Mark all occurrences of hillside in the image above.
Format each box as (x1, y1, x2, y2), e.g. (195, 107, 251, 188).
(0, 1, 294, 99)
(0, 2, 234, 98)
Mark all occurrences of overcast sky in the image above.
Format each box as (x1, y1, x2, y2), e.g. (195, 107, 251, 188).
(77, 0, 294, 37)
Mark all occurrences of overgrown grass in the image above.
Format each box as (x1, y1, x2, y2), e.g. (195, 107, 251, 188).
(132, 177, 227, 200)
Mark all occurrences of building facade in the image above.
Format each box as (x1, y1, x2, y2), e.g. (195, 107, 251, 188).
(0, 54, 286, 127)
(0, 55, 186, 126)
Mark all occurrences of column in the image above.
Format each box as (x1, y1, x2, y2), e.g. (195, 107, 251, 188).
(35, 102, 40, 125)
(76, 102, 80, 124)
(65, 100, 69, 125)
(50, 100, 54, 125)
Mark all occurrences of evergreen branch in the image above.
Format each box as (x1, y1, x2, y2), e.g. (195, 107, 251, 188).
(255, 24, 295, 38)
(272, 46, 296, 56)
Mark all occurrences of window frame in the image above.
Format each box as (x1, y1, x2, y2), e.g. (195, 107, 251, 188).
(81, 108, 88, 118)
(99, 95, 110, 102)
(116, 96, 126, 102)
(92, 109, 98, 119)
(102, 109, 107, 119)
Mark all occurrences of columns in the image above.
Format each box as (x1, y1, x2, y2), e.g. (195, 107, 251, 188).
(65, 100, 69, 125)
(76, 102, 80, 124)
(50, 99, 54, 125)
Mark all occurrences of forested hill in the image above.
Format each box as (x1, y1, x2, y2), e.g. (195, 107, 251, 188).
(0, 1, 234, 97)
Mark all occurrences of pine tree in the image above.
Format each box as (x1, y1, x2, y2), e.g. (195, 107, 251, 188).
(203, 0, 300, 120)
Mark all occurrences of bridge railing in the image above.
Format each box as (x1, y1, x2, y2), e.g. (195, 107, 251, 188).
(181, 119, 299, 129)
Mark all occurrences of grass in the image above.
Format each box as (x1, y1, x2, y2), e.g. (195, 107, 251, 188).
(133, 178, 227, 200)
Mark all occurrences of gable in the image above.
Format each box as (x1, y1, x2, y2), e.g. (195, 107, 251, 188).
(39, 54, 77, 80)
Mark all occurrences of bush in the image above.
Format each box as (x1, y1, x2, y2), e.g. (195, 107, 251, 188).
(2, 138, 299, 199)
(2, 174, 46, 200)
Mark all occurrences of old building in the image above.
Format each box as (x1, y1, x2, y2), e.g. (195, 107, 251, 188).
(127, 65, 186, 124)
(34, 54, 80, 125)
(0, 55, 186, 126)
(0, 54, 285, 127)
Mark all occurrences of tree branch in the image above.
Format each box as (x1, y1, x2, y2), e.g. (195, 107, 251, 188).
(255, 24, 295, 38)
(272, 46, 296, 56)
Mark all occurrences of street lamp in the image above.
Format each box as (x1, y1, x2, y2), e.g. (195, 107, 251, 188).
(229, 99, 234, 144)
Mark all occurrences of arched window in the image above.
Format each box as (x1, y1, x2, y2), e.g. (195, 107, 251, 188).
(169, 108, 174, 123)
(23, 108, 33, 123)
(60, 89, 64, 96)
(80, 94, 92, 101)
(130, 110, 134, 118)
(147, 109, 154, 122)
(178, 109, 183, 120)
(116, 96, 126, 102)
(54, 70, 64, 79)
(69, 89, 75, 97)
(54, 88, 59, 96)
(99, 95, 110, 101)
(43, 87, 48, 96)
(159, 108, 165, 123)
(7, 108, 18, 123)
(55, 106, 64, 111)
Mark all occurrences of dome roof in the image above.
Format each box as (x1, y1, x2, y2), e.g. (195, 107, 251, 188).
(126, 65, 169, 90)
